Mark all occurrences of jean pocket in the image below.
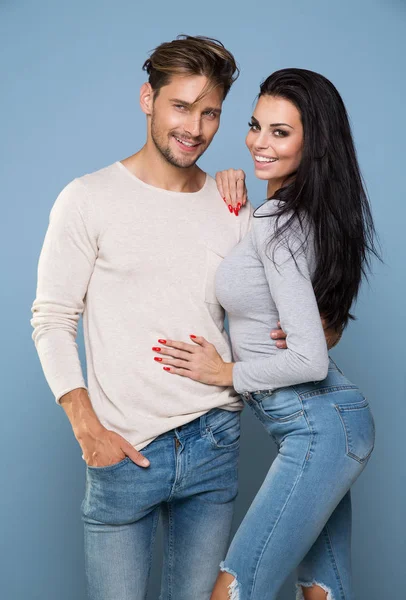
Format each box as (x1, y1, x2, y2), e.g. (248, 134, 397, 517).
(207, 410, 241, 449)
(335, 397, 375, 463)
(86, 457, 130, 472)
(252, 388, 304, 423)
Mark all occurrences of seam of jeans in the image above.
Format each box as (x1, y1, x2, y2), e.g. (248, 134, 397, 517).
(166, 503, 174, 600)
(168, 437, 182, 501)
(323, 523, 347, 599)
(250, 464, 307, 598)
(250, 413, 312, 598)
(147, 508, 160, 585)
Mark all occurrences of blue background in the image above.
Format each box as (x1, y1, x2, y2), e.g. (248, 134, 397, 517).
(1, 0, 404, 598)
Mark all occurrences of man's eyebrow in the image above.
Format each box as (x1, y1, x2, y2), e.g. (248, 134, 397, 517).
(169, 98, 192, 106)
(170, 98, 221, 114)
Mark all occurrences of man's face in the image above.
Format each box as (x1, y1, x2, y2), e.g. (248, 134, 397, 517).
(149, 75, 224, 168)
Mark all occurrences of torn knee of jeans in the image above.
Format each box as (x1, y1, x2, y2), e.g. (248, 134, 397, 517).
(219, 562, 240, 600)
(296, 580, 334, 600)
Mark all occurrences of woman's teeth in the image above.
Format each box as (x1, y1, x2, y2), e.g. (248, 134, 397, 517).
(254, 155, 278, 163)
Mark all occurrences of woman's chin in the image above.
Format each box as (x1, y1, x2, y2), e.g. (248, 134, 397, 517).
(254, 168, 274, 181)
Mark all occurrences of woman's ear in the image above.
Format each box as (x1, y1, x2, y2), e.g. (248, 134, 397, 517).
(140, 82, 154, 116)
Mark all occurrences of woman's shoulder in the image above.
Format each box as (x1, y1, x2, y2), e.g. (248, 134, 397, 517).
(251, 199, 312, 253)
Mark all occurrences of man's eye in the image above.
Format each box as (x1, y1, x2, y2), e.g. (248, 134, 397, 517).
(248, 121, 260, 131)
(175, 104, 186, 110)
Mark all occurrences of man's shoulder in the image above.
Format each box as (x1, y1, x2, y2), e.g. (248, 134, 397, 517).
(75, 161, 119, 191)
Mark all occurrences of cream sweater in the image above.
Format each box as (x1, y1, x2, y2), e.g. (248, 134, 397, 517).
(31, 162, 252, 450)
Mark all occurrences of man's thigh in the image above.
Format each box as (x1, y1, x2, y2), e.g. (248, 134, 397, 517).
(81, 435, 177, 600)
(160, 408, 241, 600)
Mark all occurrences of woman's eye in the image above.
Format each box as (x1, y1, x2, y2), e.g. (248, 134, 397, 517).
(248, 121, 260, 131)
(274, 129, 288, 137)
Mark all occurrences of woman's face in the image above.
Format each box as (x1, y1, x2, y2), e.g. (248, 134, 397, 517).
(245, 95, 303, 189)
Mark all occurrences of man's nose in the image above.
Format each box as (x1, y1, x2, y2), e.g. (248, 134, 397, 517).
(184, 116, 202, 138)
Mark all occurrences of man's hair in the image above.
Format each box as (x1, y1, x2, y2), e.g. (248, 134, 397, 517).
(142, 34, 239, 101)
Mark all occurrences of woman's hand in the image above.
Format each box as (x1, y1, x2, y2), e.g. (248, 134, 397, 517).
(215, 168, 248, 216)
(152, 336, 234, 386)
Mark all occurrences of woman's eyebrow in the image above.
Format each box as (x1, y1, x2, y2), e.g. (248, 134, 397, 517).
(251, 116, 294, 129)
(270, 122, 294, 129)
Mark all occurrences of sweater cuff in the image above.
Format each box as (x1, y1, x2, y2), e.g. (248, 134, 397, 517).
(55, 383, 88, 405)
(232, 362, 247, 394)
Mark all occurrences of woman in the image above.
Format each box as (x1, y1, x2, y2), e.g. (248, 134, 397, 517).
(152, 69, 378, 599)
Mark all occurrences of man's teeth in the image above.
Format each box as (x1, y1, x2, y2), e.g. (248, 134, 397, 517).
(254, 155, 277, 163)
(175, 137, 197, 147)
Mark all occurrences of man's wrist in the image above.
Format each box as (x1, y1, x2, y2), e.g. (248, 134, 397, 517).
(60, 388, 104, 442)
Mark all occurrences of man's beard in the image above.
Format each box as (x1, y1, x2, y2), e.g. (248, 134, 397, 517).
(151, 116, 206, 169)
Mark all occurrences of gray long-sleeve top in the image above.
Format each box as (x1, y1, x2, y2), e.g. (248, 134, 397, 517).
(215, 199, 329, 393)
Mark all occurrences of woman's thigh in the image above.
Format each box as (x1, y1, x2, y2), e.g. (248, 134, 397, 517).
(222, 369, 374, 599)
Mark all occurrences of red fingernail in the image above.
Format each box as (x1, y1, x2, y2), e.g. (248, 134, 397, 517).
(152, 347, 161, 351)
(154, 357, 162, 362)
(237, 203, 241, 210)
(228, 205, 233, 213)
(163, 367, 171, 371)
(223, 197, 227, 203)
(190, 335, 197, 339)
(158, 339, 167, 344)
(235, 210, 239, 216)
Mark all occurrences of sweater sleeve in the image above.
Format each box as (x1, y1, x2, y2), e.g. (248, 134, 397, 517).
(31, 179, 98, 403)
(232, 213, 329, 393)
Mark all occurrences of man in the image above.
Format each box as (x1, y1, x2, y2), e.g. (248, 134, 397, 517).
(31, 35, 337, 599)
(32, 35, 249, 600)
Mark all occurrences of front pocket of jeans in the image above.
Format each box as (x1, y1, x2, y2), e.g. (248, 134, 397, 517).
(252, 388, 304, 423)
(207, 411, 241, 449)
(335, 398, 375, 463)
(86, 456, 130, 472)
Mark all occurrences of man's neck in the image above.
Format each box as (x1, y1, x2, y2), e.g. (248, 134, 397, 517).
(121, 145, 206, 193)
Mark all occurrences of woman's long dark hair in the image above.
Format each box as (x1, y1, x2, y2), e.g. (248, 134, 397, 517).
(257, 68, 379, 330)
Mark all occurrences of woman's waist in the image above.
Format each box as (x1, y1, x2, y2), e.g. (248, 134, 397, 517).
(245, 357, 358, 400)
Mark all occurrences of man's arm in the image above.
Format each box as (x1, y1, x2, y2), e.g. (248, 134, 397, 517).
(271, 319, 343, 350)
(60, 388, 149, 467)
(31, 180, 148, 468)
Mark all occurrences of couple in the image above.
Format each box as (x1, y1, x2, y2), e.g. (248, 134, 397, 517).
(31, 35, 377, 600)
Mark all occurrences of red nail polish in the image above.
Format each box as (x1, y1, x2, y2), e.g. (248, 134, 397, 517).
(223, 197, 227, 203)
(235, 210, 239, 216)
(154, 357, 162, 362)
(190, 335, 197, 339)
(228, 205, 233, 213)
(237, 203, 241, 210)
(158, 339, 167, 344)
(152, 347, 161, 351)
(163, 367, 171, 371)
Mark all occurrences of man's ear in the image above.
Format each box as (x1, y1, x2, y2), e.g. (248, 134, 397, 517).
(140, 82, 154, 116)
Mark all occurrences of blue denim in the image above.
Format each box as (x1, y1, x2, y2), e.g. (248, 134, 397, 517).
(81, 407, 240, 600)
(221, 359, 375, 600)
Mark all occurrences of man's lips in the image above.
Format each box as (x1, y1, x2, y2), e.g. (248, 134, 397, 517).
(173, 135, 202, 152)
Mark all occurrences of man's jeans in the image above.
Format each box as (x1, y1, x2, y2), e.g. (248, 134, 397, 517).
(81, 407, 240, 600)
